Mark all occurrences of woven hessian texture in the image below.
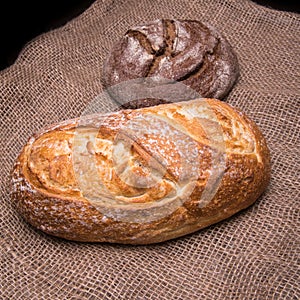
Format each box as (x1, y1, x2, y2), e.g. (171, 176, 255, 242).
(1, 0, 299, 299)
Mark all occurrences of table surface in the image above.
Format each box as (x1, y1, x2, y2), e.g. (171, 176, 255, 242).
(0, 0, 299, 71)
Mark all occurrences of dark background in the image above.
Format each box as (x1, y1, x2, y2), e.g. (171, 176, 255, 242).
(0, 0, 299, 71)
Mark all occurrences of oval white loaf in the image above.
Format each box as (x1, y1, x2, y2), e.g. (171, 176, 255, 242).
(11, 99, 270, 244)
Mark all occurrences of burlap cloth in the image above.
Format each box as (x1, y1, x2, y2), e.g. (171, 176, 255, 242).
(1, 0, 299, 299)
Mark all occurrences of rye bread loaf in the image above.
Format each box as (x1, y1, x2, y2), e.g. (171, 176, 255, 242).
(103, 19, 239, 108)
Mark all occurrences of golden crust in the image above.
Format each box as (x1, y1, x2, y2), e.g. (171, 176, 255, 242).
(10, 99, 270, 244)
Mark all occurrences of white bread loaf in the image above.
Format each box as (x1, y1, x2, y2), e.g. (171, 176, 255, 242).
(11, 99, 270, 244)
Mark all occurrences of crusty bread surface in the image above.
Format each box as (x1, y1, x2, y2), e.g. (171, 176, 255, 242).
(103, 19, 240, 106)
(11, 99, 270, 244)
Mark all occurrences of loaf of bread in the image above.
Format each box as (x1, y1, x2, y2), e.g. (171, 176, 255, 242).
(103, 19, 239, 108)
(11, 99, 270, 244)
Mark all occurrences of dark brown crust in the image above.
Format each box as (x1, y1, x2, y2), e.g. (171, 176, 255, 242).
(119, 98, 171, 110)
(10, 99, 270, 244)
(103, 19, 239, 108)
